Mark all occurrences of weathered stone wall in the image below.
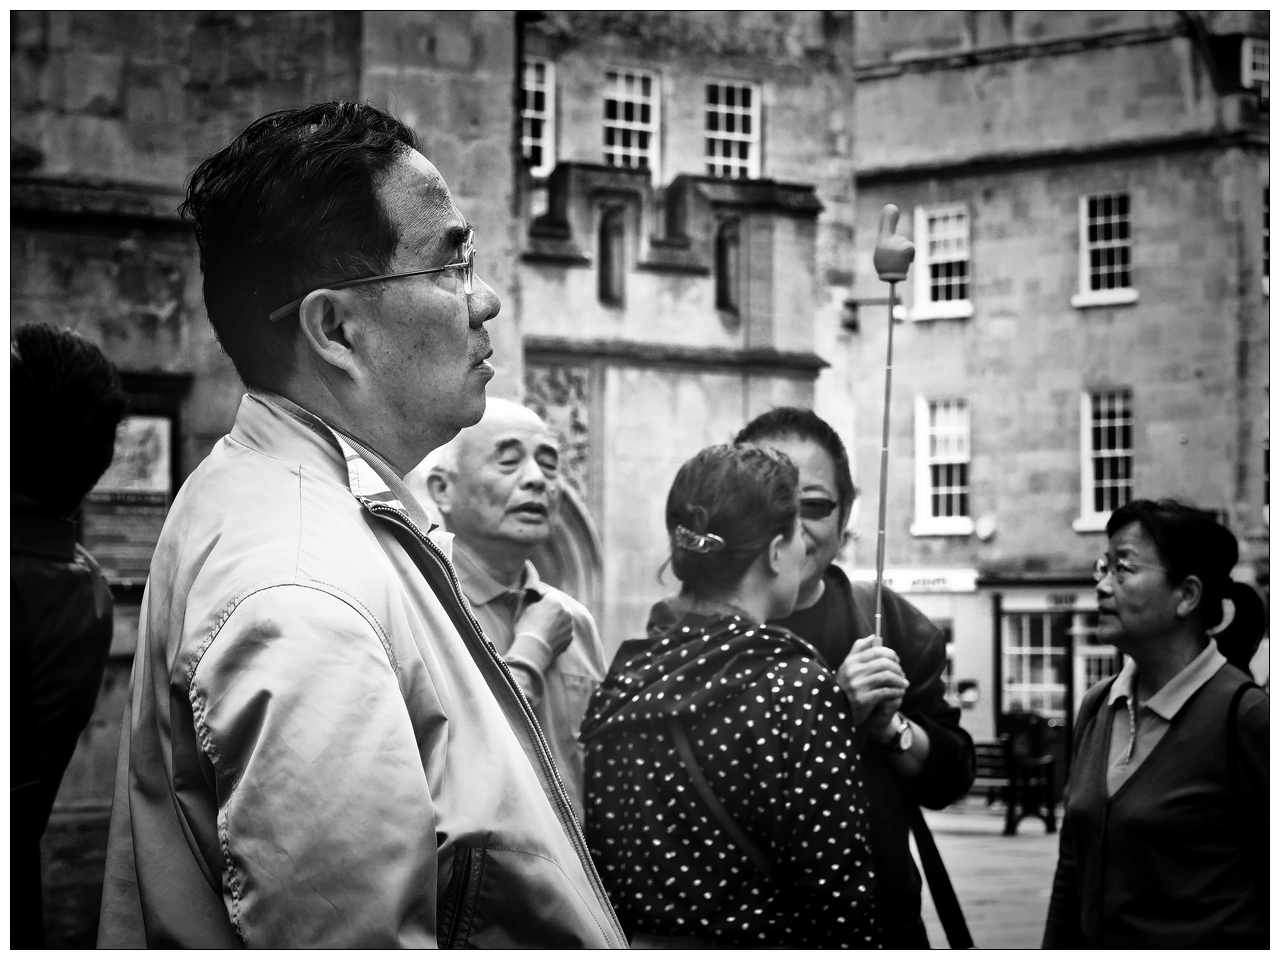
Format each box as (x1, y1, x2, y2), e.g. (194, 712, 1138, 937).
(853, 14, 1259, 173)
(521, 11, 856, 645)
(853, 146, 1268, 576)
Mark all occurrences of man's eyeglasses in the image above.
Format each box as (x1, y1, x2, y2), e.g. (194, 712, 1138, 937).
(1093, 556, 1167, 583)
(799, 497, 840, 521)
(268, 242, 477, 322)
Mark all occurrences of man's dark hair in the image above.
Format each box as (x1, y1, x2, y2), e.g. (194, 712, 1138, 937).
(1106, 498, 1266, 671)
(11, 323, 127, 516)
(735, 407, 858, 522)
(666, 444, 800, 597)
(179, 100, 422, 388)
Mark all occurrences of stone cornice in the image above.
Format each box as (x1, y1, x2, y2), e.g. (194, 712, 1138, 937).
(11, 176, 189, 230)
(856, 129, 1269, 186)
(854, 25, 1185, 81)
(524, 336, 828, 377)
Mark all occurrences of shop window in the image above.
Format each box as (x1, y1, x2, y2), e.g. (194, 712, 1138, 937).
(603, 68, 659, 181)
(704, 80, 760, 180)
(910, 203, 973, 321)
(598, 206, 626, 306)
(1071, 192, 1138, 308)
(1073, 388, 1133, 532)
(520, 59, 556, 177)
(912, 396, 973, 536)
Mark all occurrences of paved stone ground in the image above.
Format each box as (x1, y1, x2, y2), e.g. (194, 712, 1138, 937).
(915, 797, 1063, 949)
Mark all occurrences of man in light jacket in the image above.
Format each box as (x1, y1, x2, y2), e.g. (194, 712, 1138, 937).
(97, 101, 627, 948)
(411, 398, 606, 818)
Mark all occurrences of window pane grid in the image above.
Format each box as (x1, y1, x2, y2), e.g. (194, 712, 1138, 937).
(604, 69, 656, 172)
(1084, 192, 1133, 291)
(927, 398, 970, 518)
(923, 207, 970, 303)
(1003, 613, 1067, 719)
(1089, 389, 1133, 513)
(704, 81, 760, 179)
(520, 60, 553, 174)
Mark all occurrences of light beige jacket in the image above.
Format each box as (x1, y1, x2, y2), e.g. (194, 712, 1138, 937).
(97, 392, 627, 948)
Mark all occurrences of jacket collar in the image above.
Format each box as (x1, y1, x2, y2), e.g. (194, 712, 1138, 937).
(1106, 639, 1227, 721)
(451, 543, 542, 606)
(235, 390, 443, 540)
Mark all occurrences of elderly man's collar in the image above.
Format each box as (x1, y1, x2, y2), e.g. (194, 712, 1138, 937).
(452, 543, 542, 604)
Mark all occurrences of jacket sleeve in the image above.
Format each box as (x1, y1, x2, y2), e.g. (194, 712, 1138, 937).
(1041, 781, 1084, 947)
(882, 588, 977, 808)
(190, 585, 438, 948)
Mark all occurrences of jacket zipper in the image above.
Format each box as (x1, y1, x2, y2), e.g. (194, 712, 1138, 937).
(366, 502, 626, 945)
(442, 847, 474, 948)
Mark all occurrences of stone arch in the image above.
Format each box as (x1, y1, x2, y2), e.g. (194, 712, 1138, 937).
(531, 482, 604, 624)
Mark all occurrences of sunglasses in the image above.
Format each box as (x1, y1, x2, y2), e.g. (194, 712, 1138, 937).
(799, 497, 840, 521)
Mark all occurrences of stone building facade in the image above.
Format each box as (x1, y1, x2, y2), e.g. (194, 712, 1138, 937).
(9, 9, 1269, 943)
(845, 11, 1269, 766)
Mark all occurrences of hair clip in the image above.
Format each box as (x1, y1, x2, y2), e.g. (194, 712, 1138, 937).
(674, 524, 726, 554)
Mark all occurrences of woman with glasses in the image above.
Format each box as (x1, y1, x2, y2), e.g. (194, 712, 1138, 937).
(1043, 499, 1268, 948)
(580, 444, 878, 948)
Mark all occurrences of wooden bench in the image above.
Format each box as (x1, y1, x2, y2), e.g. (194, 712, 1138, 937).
(971, 735, 1057, 836)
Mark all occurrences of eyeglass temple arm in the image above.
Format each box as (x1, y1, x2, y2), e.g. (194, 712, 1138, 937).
(267, 264, 459, 322)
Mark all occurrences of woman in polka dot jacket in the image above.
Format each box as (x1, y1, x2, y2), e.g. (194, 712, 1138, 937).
(580, 444, 879, 948)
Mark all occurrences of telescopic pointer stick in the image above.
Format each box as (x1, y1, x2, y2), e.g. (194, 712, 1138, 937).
(870, 204, 915, 646)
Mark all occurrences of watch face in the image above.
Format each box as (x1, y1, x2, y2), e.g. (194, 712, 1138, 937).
(898, 722, 913, 752)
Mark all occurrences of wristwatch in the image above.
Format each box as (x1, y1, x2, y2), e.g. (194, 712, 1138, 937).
(881, 712, 913, 754)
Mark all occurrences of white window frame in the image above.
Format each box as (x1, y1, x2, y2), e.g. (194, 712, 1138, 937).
(520, 59, 556, 178)
(1002, 612, 1071, 720)
(909, 203, 974, 321)
(1073, 389, 1134, 533)
(1071, 192, 1139, 309)
(912, 396, 975, 536)
(703, 79, 761, 180)
(603, 67, 661, 183)
(1242, 37, 1269, 102)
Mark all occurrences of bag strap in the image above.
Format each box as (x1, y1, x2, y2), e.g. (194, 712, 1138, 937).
(907, 806, 974, 949)
(666, 716, 774, 882)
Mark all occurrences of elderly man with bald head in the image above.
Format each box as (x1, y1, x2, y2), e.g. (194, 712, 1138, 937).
(411, 399, 606, 817)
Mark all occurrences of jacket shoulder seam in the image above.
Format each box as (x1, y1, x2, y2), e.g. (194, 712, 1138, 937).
(183, 581, 401, 944)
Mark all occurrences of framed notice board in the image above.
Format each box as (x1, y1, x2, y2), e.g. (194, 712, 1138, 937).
(80, 372, 191, 588)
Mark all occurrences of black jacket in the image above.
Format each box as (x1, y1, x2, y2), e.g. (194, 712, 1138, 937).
(12, 510, 114, 946)
(649, 566, 976, 943)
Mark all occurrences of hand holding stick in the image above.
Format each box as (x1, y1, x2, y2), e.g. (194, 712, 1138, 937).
(870, 204, 915, 645)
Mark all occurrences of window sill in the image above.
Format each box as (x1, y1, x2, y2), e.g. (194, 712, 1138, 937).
(908, 301, 974, 322)
(1071, 289, 1139, 309)
(1072, 514, 1110, 533)
(911, 517, 975, 537)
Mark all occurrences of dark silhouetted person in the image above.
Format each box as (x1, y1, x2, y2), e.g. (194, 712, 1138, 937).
(11, 323, 126, 947)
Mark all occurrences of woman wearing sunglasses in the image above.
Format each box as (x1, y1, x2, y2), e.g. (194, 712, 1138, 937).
(1043, 499, 1268, 948)
(580, 444, 878, 948)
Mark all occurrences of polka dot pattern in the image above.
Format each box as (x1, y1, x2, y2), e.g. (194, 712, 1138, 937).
(581, 614, 879, 948)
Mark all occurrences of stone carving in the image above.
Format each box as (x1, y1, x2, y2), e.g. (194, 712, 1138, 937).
(523, 363, 593, 501)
